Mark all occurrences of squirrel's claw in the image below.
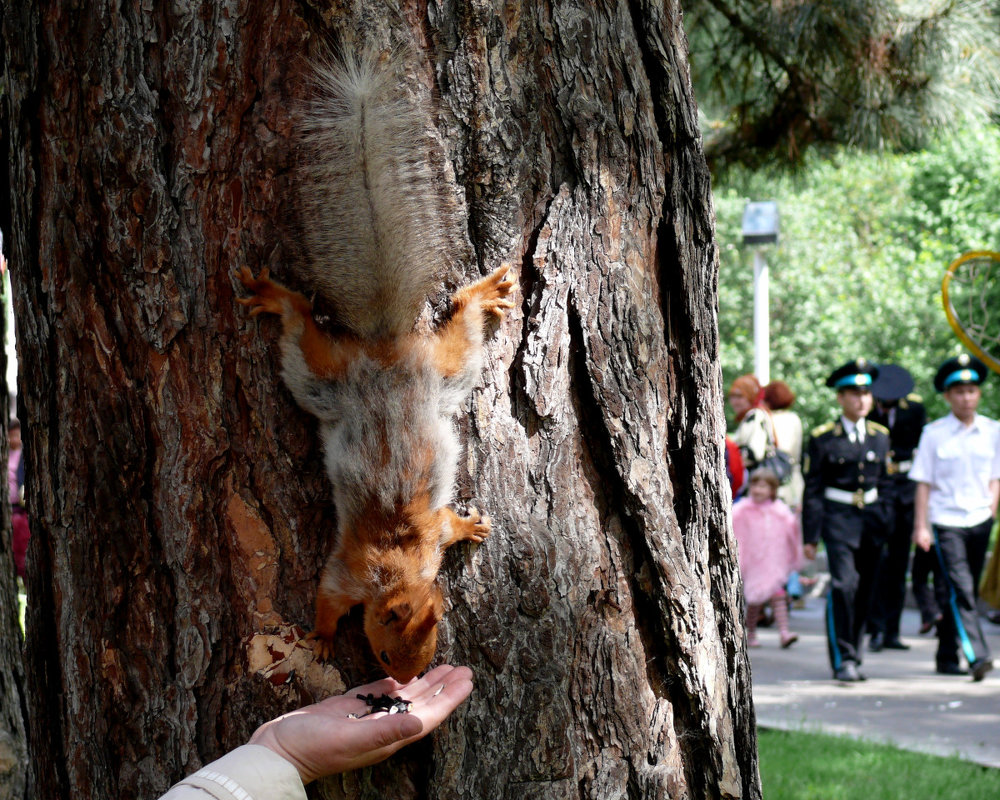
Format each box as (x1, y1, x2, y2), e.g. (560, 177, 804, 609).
(460, 506, 491, 543)
(304, 630, 336, 662)
(465, 265, 516, 320)
(483, 297, 516, 319)
(236, 267, 297, 317)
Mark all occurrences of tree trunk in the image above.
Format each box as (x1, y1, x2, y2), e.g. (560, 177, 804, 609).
(1, 1, 759, 798)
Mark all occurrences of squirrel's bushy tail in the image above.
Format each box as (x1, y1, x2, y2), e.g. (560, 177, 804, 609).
(298, 51, 464, 339)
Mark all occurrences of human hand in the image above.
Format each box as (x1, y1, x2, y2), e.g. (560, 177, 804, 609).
(912, 525, 933, 552)
(249, 664, 473, 784)
(803, 543, 817, 561)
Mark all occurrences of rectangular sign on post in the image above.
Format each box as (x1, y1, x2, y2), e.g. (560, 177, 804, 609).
(742, 201, 779, 245)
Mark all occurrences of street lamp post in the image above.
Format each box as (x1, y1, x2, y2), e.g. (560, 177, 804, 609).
(741, 201, 780, 386)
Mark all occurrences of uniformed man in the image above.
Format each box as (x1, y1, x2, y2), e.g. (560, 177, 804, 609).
(911, 354, 999, 681)
(802, 359, 893, 682)
(866, 364, 931, 651)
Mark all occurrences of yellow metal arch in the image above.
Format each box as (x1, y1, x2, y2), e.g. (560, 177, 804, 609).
(942, 250, 1000, 376)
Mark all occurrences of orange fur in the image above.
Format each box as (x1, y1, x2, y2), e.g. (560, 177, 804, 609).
(432, 266, 516, 377)
(237, 267, 359, 380)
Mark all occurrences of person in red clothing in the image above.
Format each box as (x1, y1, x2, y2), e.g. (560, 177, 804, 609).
(725, 436, 745, 499)
(8, 418, 29, 579)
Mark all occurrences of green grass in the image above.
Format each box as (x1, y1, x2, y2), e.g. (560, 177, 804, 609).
(758, 728, 1000, 800)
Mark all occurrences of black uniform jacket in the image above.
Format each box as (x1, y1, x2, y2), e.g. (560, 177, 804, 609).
(801, 419, 893, 547)
(869, 395, 926, 504)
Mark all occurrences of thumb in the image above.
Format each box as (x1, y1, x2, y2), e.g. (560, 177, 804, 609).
(367, 715, 424, 749)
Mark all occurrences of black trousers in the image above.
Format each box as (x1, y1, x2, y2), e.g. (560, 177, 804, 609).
(869, 491, 912, 639)
(823, 517, 882, 669)
(933, 518, 993, 668)
(911, 546, 942, 626)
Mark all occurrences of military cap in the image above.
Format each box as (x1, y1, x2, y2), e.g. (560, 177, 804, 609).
(870, 364, 914, 402)
(825, 358, 879, 390)
(933, 353, 987, 392)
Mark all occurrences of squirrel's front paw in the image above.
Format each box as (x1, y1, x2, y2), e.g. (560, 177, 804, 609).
(459, 506, 491, 543)
(304, 630, 336, 662)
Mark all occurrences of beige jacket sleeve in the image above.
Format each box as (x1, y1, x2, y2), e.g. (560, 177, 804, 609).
(159, 744, 306, 800)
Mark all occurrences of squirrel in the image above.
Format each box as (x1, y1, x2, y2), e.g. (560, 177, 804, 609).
(237, 50, 515, 683)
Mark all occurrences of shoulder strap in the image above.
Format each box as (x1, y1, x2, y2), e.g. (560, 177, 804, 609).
(760, 408, 780, 450)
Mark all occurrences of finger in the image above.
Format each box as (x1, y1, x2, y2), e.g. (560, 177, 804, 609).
(345, 713, 426, 768)
(426, 674, 474, 714)
(366, 713, 424, 745)
(407, 675, 473, 729)
(400, 665, 473, 703)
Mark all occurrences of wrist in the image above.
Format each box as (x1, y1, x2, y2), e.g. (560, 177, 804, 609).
(249, 725, 313, 785)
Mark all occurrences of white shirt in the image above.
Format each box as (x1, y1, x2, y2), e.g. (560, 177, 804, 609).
(909, 412, 1000, 527)
(840, 416, 865, 444)
(160, 745, 306, 800)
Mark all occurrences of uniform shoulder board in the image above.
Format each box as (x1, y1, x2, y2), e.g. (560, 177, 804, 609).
(867, 420, 889, 436)
(811, 421, 836, 437)
(906, 392, 923, 403)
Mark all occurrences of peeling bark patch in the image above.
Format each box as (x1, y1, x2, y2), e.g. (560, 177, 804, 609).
(225, 490, 282, 626)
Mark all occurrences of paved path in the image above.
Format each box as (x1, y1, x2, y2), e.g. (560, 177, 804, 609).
(749, 598, 1000, 768)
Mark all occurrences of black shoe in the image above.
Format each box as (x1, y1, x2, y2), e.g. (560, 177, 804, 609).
(868, 633, 884, 652)
(834, 663, 863, 682)
(987, 611, 1000, 625)
(971, 659, 994, 682)
(919, 616, 942, 635)
(936, 663, 968, 676)
(882, 638, 910, 650)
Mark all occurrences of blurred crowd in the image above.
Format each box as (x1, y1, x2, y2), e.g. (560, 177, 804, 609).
(726, 356, 1000, 683)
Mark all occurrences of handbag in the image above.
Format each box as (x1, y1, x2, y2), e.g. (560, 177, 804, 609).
(760, 447, 793, 484)
(759, 410, 793, 484)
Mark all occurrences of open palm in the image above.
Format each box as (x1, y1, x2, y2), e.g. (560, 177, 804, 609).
(249, 664, 474, 784)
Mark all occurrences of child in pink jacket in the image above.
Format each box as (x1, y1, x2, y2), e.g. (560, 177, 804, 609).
(732, 467, 803, 648)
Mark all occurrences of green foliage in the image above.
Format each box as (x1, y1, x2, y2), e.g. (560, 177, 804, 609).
(716, 126, 1000, 434)
(758, 728, 1000, 799)
(685, 0, 1000, 174)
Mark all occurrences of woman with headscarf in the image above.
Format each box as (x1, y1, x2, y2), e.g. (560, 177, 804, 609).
(728, 374, 770, 475)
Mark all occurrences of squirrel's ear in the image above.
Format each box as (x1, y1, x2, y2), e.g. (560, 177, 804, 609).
(416, 600, 443, 635)
(379, 601, 412, 627)
(415, 590, 444, 634)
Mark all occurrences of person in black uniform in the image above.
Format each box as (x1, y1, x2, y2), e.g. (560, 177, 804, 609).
(867, 365, 935, 651)
(802, 359, 893, 682)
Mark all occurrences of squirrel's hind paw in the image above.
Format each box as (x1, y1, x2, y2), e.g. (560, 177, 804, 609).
(236, 268, 310, 318)
(478, 265, 517, 319)
(452, 264, 517, 320)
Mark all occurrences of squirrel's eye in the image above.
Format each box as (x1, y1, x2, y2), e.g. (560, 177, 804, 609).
(380, 650, 391, 665)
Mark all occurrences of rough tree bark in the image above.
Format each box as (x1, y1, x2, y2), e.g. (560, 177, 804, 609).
(1, 1, 759, 798)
